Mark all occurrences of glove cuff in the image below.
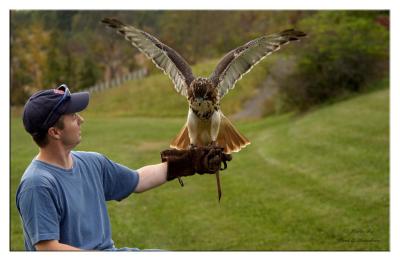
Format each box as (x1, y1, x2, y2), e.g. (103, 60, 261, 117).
(165, 153, 195, 181)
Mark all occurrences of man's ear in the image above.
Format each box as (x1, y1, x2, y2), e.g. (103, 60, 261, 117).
(47, 127, 62, 140)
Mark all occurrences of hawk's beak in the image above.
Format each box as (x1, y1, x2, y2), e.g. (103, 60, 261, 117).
(196, 97, 204, 102)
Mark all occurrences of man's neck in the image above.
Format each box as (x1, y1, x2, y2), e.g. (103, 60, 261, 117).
(37, 144, 74, 170)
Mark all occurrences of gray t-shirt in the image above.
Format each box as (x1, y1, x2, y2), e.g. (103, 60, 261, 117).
(16, 151, 139, 250)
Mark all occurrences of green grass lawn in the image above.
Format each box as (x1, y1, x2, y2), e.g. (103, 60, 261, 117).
(82, 56, 276, 118)
(10, 87, 389, 250)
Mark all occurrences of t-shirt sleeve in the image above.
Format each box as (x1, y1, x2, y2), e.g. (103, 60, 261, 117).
(16, 185, 60, 247)
(99, 154, 139, 201)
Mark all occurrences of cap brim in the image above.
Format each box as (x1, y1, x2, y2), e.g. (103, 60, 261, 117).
(65, 92, 89, 113)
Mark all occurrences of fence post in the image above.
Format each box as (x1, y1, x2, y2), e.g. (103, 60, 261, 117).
(83, 68, 148, 94)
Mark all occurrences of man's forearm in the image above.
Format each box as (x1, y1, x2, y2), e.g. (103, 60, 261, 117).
(35, 240, 81, 251)
(135, 162, 168, 193)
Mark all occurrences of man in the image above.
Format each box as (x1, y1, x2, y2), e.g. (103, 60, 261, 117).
(16, 84, 231, 251)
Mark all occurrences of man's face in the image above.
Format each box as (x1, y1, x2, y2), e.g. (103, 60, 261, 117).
(58, 113, 84, 148)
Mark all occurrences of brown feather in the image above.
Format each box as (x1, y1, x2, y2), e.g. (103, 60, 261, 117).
(217, 114, 250, 153)
(224, 125, 236, 153)
(170, 124, 190, 150)
(220, 132, 230, 152)
(227, 126, 240, 150)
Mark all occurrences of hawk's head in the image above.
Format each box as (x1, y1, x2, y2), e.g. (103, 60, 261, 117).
(188, 77, 218, 104)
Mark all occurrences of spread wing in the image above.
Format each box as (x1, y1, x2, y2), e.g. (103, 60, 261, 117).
(209, 29, 306, 99)
(102, 18, 195, 97)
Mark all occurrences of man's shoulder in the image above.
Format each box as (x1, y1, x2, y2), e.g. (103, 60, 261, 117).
(18, 162, 57, 194)
(72, 151, 109, 170)
(72, 151, 104, 161)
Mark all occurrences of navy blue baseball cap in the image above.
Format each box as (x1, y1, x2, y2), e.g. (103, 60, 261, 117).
(22, 84, 89, 135)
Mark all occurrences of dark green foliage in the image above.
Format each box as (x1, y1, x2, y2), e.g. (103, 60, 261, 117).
(10, 62, 32, 105)
(77, 56, 100, 90)
(11, 10, 302, 105)
(280, 11, 389, 111)
(44, 32, 63, 87)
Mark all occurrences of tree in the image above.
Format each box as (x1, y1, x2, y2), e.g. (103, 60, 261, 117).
(11, 19, 50, 105)
(43, 30, 64, 88)
(280, 11, 389, 111)
(77, 56, 100, 90)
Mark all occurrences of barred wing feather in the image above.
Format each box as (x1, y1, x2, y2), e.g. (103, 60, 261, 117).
(210, 29, 306, 99)
(102, 18, 195, 97)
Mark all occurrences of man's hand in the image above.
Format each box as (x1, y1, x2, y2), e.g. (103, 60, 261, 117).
(160, 146, 232, 181)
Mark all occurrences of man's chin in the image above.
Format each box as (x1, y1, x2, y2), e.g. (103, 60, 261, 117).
(71, 138, 81, 148)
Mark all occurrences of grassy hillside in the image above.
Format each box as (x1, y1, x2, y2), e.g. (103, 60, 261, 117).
(10, 85, 389, 250)
(83, 56, 281, 118)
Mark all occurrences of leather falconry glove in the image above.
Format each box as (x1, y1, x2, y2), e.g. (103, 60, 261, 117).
(160, 146, 232, 181)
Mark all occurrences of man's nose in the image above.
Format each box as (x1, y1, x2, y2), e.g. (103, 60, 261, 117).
(77, 114, 84, 124)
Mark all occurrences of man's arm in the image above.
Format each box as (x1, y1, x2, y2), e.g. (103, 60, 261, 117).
(134, 162, 167, 193)
(134, 147, 231, 193)
(35, 240, 81, 251)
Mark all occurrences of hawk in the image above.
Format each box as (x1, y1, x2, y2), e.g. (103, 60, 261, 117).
(102, 18, 306, 199)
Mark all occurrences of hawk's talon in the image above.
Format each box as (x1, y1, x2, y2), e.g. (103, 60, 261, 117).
(220, 160, 228, 170)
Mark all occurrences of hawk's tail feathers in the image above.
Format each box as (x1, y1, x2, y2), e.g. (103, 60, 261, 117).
(170, 124, 191, 150)
(217, 114, 250, 154)
(169, 115, 250, 154)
